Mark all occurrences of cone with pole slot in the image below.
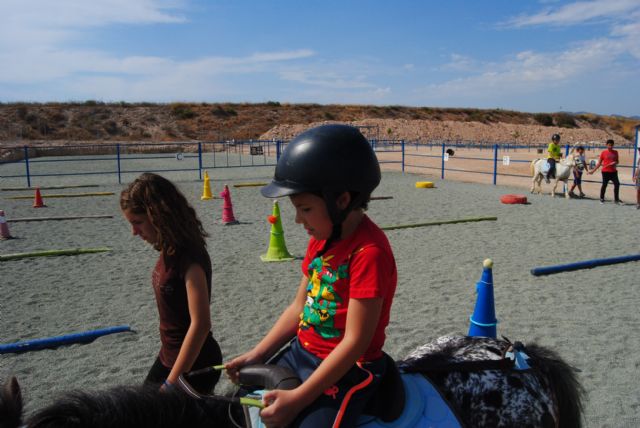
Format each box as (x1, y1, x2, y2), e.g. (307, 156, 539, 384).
(468, 258, 498, 338)
(0, 210, 14, 240)
(260, 200, 294, 262)
(219, 185, 239, 225)
(201, 171, 213, 200)
(33, 187, 46, 208)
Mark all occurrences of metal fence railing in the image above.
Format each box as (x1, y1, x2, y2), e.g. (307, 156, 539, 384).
(2, 136, 638, 189)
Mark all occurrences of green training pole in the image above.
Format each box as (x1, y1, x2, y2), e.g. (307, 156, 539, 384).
(0, 247, 111, 261)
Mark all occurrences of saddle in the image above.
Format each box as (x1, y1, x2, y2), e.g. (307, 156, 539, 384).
(362, 353, 405, 421)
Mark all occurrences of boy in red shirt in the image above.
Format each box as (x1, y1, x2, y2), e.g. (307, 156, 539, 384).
(589, 139, 621, 204)
(226, 124, 397, 428)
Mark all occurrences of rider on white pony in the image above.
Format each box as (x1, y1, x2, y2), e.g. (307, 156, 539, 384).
(546, 134, 562, 182)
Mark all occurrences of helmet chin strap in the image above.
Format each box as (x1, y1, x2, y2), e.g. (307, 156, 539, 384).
(315, 190, 365, 257)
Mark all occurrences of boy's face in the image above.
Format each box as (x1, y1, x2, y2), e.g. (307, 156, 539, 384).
(290, 192, 333, 240)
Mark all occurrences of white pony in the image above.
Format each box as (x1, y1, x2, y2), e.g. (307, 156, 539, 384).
(530, 147, 581, 198)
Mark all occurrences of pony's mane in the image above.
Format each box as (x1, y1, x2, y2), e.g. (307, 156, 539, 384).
(0, 379, 242, 428)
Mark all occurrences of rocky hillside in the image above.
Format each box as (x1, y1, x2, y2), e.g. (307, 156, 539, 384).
(0, 102, 637, 146)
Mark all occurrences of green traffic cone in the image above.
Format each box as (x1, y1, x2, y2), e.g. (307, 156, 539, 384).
(260, 200, 294, 262)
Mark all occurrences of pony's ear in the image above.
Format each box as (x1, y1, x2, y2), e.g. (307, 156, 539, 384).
(0, 376, 24, 427)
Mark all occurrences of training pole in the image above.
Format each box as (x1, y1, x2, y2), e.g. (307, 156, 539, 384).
(0, 247, 111, 261)
(531, 254, 640, 276)
(381, 216, 497, 231)
(8, 215, 113, 222)
(0, 325, 132, 354)
(6, 192, 115, 200)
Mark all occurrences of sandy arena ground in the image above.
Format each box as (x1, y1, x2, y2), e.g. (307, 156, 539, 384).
(1, 151, 639, 427)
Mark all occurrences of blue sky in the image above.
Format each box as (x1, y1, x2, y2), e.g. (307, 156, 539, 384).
(1, 0, 639, 116)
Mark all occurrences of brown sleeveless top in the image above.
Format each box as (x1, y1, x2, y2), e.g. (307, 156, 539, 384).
(152, 252, 218, 368)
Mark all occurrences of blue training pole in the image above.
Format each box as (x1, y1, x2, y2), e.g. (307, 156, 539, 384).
(0, 325, 132, 354)
(531, 254, 640, 276)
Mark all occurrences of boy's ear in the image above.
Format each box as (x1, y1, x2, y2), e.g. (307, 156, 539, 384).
(336, 191, 351, 210)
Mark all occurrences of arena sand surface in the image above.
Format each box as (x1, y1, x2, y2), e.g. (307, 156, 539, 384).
(1, 162, 639, 427)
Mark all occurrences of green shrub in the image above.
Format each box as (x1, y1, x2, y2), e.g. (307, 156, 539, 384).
(211, 105, 238, 118)
(534, 113, 554, 126)
(171, 103, 197, 120)
(16, 105, 28, 119)
(554, 113, 577, 128)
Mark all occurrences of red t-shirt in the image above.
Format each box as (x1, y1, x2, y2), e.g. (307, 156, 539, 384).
(298, 215, 397, 361)
(599, 149, 619, 173)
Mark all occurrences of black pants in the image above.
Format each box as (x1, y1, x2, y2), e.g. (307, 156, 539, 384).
(145, 356, 220, 394)
(600, 171, 620, 202)
(547, 158, 556, 178)
(270, 339, 387, 428)
(144, 337, 222, 394)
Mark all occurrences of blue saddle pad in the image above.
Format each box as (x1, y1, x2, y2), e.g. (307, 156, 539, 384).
(541, 161, 551, 175)
(245, 374, 462, 428)
(357, 374, 462, 428)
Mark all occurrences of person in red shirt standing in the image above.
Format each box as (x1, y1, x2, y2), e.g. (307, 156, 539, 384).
(589, 139, 621, 204)
(226, 124, 397, 428)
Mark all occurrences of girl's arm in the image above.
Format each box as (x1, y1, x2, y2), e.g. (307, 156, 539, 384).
(260, 296, 383, 427)
(165, 263, 211, 385)
(226, 275, 308, 379)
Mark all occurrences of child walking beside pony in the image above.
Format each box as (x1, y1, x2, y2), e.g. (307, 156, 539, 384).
(120, 173, 222, 394)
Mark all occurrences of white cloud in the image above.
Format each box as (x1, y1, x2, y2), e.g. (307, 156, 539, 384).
(0, 0, 185, 50)
(425, 0, 640, 107)
(426, 37, 623, 98)
(278, 69, 376, 90)
(441, 54, 481, 72)
(507, 0, 639, 27)
(0, 1, 328, 100)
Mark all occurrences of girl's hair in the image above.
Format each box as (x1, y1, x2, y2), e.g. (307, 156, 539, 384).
(120, 173, 209, 272)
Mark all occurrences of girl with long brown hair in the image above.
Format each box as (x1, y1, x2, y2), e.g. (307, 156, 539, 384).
(120, 173, 221, 393)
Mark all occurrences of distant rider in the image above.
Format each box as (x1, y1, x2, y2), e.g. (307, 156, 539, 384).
(546, 134, 562, 182)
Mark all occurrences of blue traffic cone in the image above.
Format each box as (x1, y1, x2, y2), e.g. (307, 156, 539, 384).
(468, 258, 498, 338)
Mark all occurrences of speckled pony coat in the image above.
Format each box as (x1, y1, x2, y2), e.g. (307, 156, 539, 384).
(399, 335, 584, 428)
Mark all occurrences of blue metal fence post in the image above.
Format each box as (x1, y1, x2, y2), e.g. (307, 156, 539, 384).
(401, 140, 405, 173)
(493, 144, 498, 185)
(276, 141, 282, 161)
(633, 125, 639, 178)
(116, 144, 122, 184)
(24, 146, 31, 187)
(198, 142, 203, 180)
(441, 143, 446, 179)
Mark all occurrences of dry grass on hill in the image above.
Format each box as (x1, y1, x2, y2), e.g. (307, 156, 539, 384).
(0, 102, 636, 152)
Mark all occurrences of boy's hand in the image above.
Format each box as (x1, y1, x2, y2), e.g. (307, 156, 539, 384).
(225, 350, 263, 384)
(260, 389, 305, 428)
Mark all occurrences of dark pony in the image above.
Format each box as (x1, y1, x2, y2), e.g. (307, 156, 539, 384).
(1, 336, 584, 428)
(0, 377, 242, 428)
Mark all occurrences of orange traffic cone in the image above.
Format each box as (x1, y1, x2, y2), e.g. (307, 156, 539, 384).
(220, 185, 239, 225)
(260, 200, 294, 262)
(33, 187, 46, 208)
(201, 171, 213, 200)
(0, 210, 14, 240)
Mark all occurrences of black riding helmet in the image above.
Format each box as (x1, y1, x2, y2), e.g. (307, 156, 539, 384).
(262, 124, 381, 246)
(552, 133, 561, 142)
